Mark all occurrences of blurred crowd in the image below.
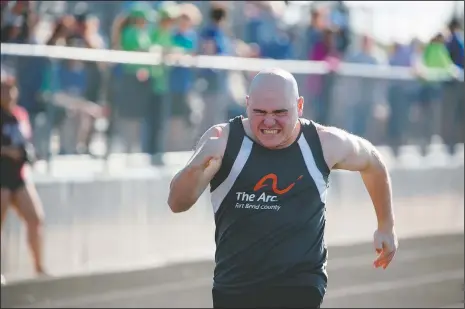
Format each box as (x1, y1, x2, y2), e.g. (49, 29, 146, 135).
(1, 1, 464, 162)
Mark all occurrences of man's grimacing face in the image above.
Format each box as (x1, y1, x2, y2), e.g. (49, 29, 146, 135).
(246, 72, 304, 149)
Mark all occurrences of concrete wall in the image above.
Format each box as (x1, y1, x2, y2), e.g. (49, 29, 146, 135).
(1, 163, 463, 282)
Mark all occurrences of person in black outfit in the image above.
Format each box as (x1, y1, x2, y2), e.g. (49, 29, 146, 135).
(1, 78, 46, 284)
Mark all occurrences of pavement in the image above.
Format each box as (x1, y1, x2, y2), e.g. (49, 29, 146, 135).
(1, 233, 463, 308)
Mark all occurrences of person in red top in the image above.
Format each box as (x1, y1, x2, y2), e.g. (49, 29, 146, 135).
(1, 77, 46, 285)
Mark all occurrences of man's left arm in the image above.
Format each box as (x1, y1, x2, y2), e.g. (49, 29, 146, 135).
(319, 125, 398, 269)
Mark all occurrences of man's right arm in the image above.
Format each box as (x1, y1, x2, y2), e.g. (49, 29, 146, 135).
(168, 124, 228, 213)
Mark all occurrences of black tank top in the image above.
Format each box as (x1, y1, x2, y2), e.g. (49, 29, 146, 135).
(210, 116, 331, 296)
(1, 108, 27, 177)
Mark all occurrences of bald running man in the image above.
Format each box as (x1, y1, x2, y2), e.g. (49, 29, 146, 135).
(168, 68, 398, 308)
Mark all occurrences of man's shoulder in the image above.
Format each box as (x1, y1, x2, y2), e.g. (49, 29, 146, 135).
(310, 122, 352, 148)
(299, 117, 311, 125)
(299, 118, 329, 132)
(311, 124, 356, 169)
(213, 116, 248, 145)
(198, 123, 230, 158)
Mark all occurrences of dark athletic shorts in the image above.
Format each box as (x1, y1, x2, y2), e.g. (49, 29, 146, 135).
(1, 167, 25, 192)
(212, 286, 323, 308)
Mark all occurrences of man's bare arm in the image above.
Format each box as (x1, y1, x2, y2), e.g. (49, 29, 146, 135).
(167, 124, 228, 213)
(319, 125, 397, 269)
(319, 126, 394, 230)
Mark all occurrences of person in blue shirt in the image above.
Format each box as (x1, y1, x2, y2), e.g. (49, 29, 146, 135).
(343, 36, 378, 139)
(442, 18, 464, 155)
(386, 41, 417, 157)
(259, 24, 294, 60)
(53, 59, 88, 155)
(168, 3, 200, 150)
(170, 9, 198, 121)
(446, 18, 464, 70)
(197, 4, 231, 136)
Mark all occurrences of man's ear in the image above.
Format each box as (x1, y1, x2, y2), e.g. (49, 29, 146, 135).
(297, 96, 304, 117)
(245, 95, 250, 108)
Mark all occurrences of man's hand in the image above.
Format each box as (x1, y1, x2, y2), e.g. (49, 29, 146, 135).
(202, 152, 222, 174)
(188, 152, 222, 176)
(373, 227, 398, 269)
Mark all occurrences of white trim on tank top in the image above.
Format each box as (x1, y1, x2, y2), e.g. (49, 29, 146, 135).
(211, 136, 253, 214)
(297, 134, 328, 203)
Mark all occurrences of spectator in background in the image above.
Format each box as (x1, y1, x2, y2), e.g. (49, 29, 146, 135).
(1, 2, 49, 159)
(307, 27, 340, 125)
(53, 58, 89, 155)
(344, 34, 377, 64)
(442, 18, 464, 155)
(243, 1, 263, 45)
(69, 3, 106, 155)
(67, 3, 105, 51)
(167, 3, 201, 151)
(0, 1, 42, 111)
(446, 18, 464, 70)
(0, 1, 8, 31)
(299, 7, 327, 119)
(40, 15, 76, 157)
(244, 1, 283, 46)
(247, 2, 281, 56)
(227, 41, 261, 120)
(116, 2, 154, 153)
(386, 41, 415, 157)
(416, 33, 455, 156)
(259, 22, 294, 60)
(1, 76, 46, 283)
(344, 35, 378, 138)
(303, 7, 327, 60)
(110, 12, 130, 50)
(330, 1, 351, 56)
(198, 4, 230, 136)
(43, 13, 102, 155)
(104, 12, 130, 154)
(143, 2, 178, 159)
(1, 1, 36, 44)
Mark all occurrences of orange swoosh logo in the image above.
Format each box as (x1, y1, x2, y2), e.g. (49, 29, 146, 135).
(253, 173, 303, 195)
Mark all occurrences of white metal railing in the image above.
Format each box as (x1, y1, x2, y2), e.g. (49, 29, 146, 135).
(2, 43, 463, 81)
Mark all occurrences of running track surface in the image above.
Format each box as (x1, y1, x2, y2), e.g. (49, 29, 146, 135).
(1, 234, 463, 308)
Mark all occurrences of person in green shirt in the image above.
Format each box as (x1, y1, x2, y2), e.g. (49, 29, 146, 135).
(422, 33, 456, 79)
(149, 5, 177, 94)
(143, 2, 179, 159)
(120, 3, 154, 76)
(116, 3, 156, 153)
(416, 33, 456, 156)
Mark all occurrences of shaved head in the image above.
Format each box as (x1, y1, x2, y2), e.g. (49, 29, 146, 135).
(249, 68, 299, 106)
(245, 68, 304, 149)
